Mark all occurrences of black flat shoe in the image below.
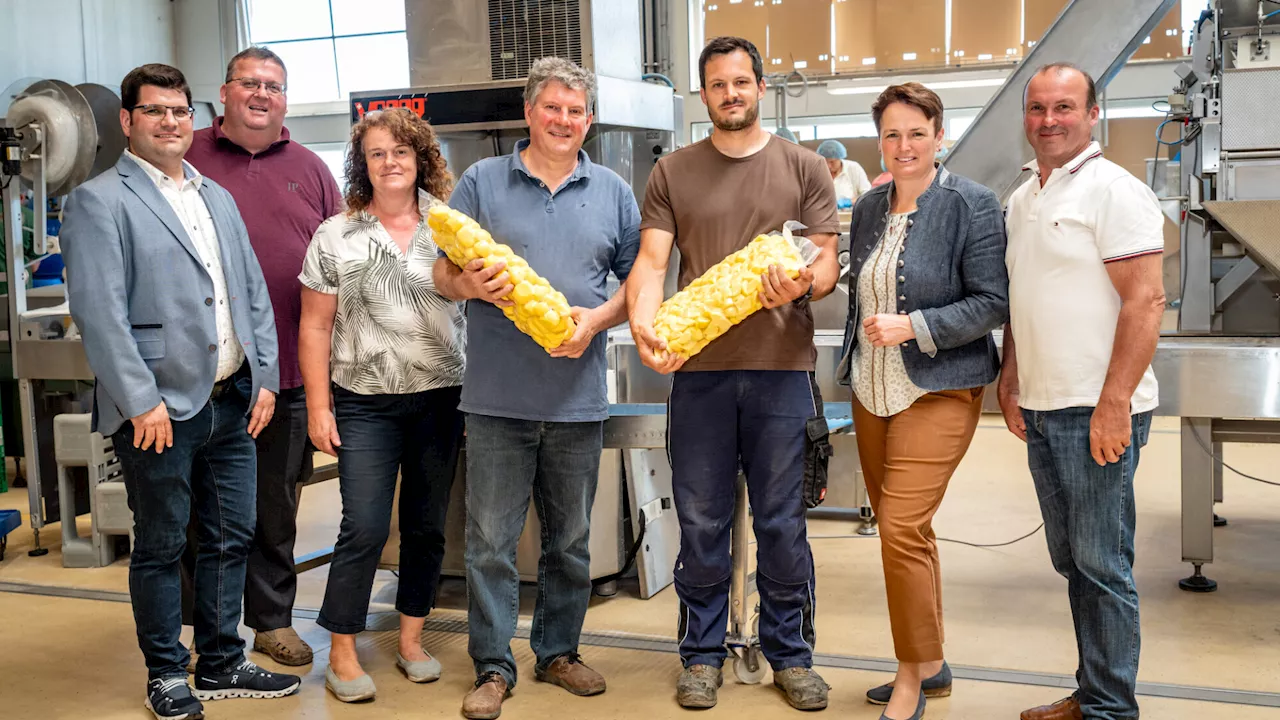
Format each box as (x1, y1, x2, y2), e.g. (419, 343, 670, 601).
(866, 661, 951, 705)
(879, 690, 926, 720)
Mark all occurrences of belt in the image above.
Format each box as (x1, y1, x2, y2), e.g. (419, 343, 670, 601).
(209, 375, 238, 399)
(210, 363, 248, 399)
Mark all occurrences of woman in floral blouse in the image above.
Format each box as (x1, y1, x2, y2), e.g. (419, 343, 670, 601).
(298, 108, 465, 702)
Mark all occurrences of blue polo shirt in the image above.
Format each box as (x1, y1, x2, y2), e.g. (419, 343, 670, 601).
(447, 140, 640, 422)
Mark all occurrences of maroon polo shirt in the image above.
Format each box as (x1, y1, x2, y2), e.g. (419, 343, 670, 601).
(187, 117, 342, 390)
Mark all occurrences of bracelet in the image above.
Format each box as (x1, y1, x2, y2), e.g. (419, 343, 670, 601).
(793, 284, 814, 306)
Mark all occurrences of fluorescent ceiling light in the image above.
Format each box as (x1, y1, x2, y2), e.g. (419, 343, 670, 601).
(827, 76, 1006, 96)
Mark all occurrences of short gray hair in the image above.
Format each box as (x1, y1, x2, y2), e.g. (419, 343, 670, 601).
(524, 57, 596, 112)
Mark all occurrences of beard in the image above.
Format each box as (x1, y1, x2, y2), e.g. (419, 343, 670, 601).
(710, 99, 759, 132)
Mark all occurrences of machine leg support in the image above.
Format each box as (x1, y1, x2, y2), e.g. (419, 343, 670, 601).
(857, 505, 878, 536)
(593, 580, 618, 597)
(1179, 563, 1218, 593)
(27, 526, 48, 557)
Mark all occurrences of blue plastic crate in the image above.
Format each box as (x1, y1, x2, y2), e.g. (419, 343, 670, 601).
(0, 508, 18, 535)
(0, 508, 19, 560)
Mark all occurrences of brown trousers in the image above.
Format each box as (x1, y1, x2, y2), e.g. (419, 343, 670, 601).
(853, 387, 984, 663)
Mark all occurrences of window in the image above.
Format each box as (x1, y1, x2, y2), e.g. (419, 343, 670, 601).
(1182, 0, 1210, 48)
(769, 126, 816, 141)
(305, 142, 351, 189)
(247, 0, 409, 104)
(946, 109, 979, 140)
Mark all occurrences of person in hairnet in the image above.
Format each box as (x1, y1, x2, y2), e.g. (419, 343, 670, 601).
(817, 139, 872, 209)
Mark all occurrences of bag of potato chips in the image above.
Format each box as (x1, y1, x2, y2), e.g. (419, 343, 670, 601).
(653, 221, 819, 360)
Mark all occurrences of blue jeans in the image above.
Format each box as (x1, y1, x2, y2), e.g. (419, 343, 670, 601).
(1023, 407, 1152, 720)
(669, 370, 817, 671)
(113, 385, 256, 680)
(464, 413, 603, 688)
(317, 385, 464, 633)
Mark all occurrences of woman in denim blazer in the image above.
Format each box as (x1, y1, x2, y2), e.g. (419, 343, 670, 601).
(835, 83, 1009, 720)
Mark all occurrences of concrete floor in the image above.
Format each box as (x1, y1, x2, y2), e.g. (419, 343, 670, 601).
(3, 416, 1280, 718)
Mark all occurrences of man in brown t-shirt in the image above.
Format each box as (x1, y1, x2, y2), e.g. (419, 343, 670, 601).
(626, 36, 839, 712)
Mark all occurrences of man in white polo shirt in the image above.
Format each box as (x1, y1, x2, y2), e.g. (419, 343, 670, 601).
(997, 63, 1166, 720)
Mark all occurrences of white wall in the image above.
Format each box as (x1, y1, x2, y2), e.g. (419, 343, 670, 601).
(173, 0, 241, 108)
(0, 0, 174, 102)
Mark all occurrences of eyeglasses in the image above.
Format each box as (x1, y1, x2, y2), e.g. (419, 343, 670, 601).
(131, 104, 195, 120)
(229, 77, 286, 96)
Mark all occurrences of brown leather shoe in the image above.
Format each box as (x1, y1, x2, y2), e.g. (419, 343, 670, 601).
(535, 653, 607, 696)
(1021, 696, 1084, 720)
(253, 627, 314, 666)
(463, 673, 510, 720)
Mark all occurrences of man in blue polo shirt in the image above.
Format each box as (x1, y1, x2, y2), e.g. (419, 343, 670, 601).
(433, 57, 639, 720)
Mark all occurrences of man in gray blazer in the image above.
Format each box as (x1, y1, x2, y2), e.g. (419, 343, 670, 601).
(60, 64, 301, 719)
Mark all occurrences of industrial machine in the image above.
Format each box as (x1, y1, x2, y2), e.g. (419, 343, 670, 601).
(946, 0, 1280, 592)
(1162, 0, 1280, 591)
(1, 78, 123, 555)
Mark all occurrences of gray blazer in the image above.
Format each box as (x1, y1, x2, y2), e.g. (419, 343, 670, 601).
(837, 165, 1009, 392)
(61, 155, 279, 436)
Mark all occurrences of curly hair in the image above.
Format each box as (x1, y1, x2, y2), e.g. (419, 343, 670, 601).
(344, 108, 452, 213)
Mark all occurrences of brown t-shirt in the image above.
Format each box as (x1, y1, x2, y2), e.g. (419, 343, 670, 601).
(641, 135, 838, 372)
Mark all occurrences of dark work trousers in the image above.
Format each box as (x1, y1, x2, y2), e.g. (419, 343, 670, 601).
(181, 386, 312, 631)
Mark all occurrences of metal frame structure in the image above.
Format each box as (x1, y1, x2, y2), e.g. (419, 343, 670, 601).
(1161, 1, 1280, 591)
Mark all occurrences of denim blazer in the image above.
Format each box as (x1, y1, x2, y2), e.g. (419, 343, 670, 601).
(836, 165, 1009, 392)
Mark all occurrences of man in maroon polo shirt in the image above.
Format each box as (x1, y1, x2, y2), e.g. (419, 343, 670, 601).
(183, 46, 342, 668)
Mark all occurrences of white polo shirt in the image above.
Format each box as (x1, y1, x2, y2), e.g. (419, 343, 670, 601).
(1005, 141, 1162, 414)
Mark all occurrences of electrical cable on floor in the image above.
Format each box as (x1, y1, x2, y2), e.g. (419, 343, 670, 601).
(1188, 424, 1280, 487)
(937, 523, 1044, 549)
(808, 522, 1045, 549)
